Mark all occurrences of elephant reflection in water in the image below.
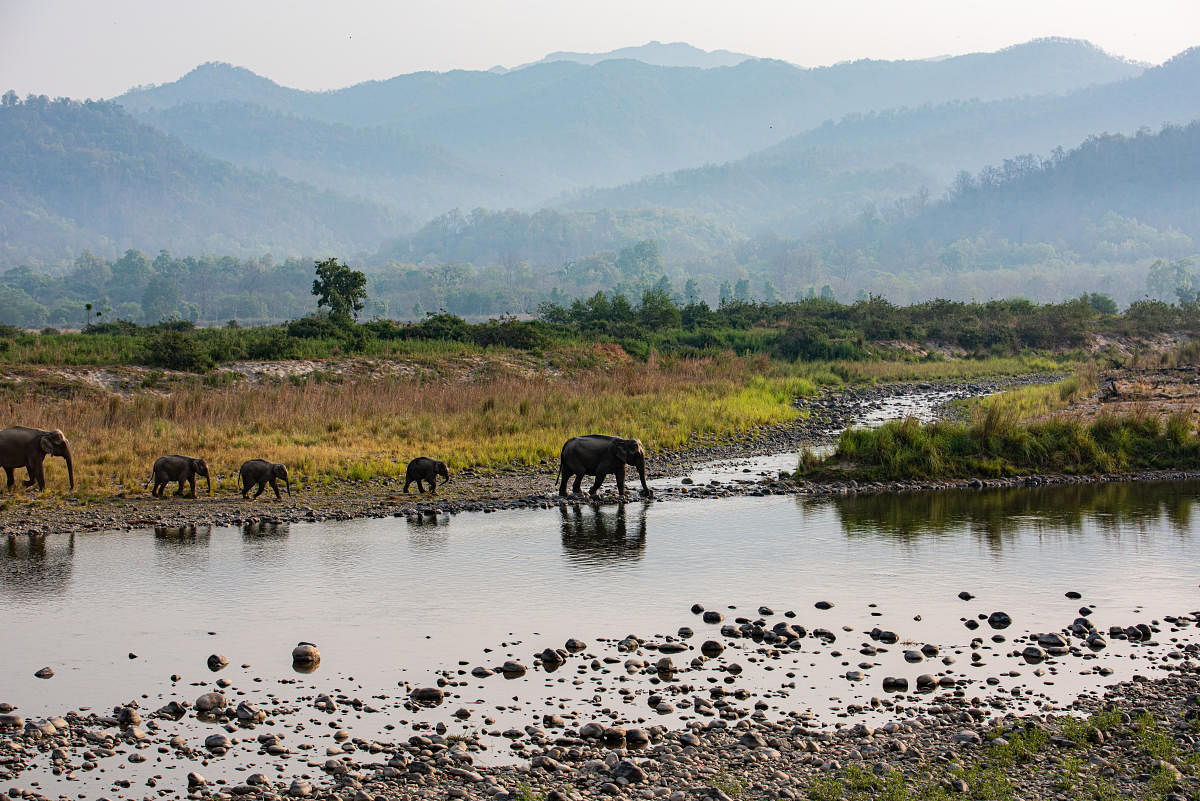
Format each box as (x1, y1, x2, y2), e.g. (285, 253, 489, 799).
(241, 520, 289, 539)
(153, 524, 212, 547)
(2, 533, 75, 595)
(559, 502, 648, 564)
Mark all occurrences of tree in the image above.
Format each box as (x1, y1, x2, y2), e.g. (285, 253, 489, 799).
(312, 258, 367, 323)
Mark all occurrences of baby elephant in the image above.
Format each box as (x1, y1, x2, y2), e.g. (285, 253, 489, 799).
(239, 459, 290, 500)
(404, 457, 450, 494)
(150, 455, 211, 498)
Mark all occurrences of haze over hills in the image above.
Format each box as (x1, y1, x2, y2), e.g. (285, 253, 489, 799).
(560, 47, 1200, 236)
(113, 38, 1143, 211)
(0, 98, 402, 266)
(496, 41, 755, 72)
(3, 35, 1199, 323)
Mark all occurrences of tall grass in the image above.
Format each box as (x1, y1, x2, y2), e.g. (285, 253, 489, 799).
(7, 355, 813, 494)
(805, 408, 1200, 481)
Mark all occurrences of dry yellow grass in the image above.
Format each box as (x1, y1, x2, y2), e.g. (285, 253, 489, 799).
(6, 353, 810, 494)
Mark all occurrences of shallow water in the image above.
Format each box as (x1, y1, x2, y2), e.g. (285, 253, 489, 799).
(2, 481, 1199, 795)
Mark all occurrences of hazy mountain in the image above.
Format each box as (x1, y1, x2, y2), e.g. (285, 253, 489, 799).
(116, 38, 1143, 208)
(501, 41, 755, 71)
(0, 98, 404, 266)
(563, 47, 1199, 236)
(138, 101, 519, 217)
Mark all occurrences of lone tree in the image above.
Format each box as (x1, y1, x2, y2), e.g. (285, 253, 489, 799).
(312, 257, 367, 323)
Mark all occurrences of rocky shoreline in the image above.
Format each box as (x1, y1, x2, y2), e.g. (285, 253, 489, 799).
(0, 376, 1063, 537)
(2, 598, 1198, 801)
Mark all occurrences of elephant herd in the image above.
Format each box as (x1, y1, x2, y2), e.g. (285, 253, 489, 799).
(0, 426, 654, 501)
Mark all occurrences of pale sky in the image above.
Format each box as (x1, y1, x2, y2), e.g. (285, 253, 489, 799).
(2, 0, 1198, 99)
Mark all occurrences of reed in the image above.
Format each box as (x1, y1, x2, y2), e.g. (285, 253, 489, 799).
(5, 354, 811, 494)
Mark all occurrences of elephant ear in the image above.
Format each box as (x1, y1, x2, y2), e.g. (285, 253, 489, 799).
(39, 435, 54, 454)
(613, 442, 632, 463)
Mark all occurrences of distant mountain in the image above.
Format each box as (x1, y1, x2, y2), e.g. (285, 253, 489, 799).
(138, 101, 519, 218)
(502, 41, 755, 71)
(0, 98, 404, 266)
(562, 47, 1199, 236)
(115, 38, 1143, 210)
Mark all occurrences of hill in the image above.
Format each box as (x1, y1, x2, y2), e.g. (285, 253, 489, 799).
(503, 41, 754, 71)
(0, 97, 404, 266)
(562, 47, 1200, 236)
(115, 39, 1143, 209)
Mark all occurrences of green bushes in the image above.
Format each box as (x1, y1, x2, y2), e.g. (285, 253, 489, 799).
(803, 411, 1200, 481)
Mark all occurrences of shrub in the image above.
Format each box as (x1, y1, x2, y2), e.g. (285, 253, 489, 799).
(286, 314, 345, 339)
(471, 318, 549, 350)
(246, 328, 298, 360)
(141, 330, 214, 372)
(84, 319, 140, 336)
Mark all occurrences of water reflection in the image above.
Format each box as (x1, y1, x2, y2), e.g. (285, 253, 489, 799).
(559, 502, 648, 565)
(1, 533, 74, 595)
(242, 520, 289, 539)
(152, 524, 212, 546)
(822, 481, 1200, 546)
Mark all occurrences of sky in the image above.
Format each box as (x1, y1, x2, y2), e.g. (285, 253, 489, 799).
(2, 0, 1198, 99)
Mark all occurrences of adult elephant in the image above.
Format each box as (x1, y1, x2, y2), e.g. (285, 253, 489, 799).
(557, 435, 652, 499)
(0, 427, 74, 492)
(150, 455, 211, 498)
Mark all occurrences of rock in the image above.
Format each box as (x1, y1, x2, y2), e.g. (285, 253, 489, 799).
(187, 772, 207, 788)
(538, 648, 567, 667)
(701, 640, 725, 657)
(117, 706, 141, 727)
(915, 674, 937, 691)
(236, 701, 265, 722)
(471, 666, 494, 677)
(903, 650, 924, 663)
(195, 692, 227, 712)
(204, 733, 231, 751)
(957, 591, 974, 600)
(1022, 646, 1047, 663)
(410, 687, 445, 706)
(951, 730, 981, 745)
(739, 731, 767, 748)
(882, 677, 908, 692)
(612, 760, 647, 783)
(34, 667, 53, 679)
(291, 642, 320, 667)
(207, 654, 230, 672)
(501, 660, 528, 677)
(814, 601, 834, 610)
(289, 780, 313, 797)
(1065, 591, 1082, 599)
(155, 701, 187, 720)
(0, 714, 24, 730)
(565, 638, 587, 652)
(987, 612, 1012, 629)
(1037, 632, 1068, 648)
(625, 728, 650, 748)
(702, 611, 723, 624)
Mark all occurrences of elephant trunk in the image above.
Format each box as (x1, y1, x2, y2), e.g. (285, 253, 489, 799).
(285, 476, 291, 496)
(63, 442, 75, 491)
(635, 456, 650, 496)
(206, 473, 213, 496)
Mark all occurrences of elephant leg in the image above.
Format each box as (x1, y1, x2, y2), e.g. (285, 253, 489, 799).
(188, 477, 197, 498)
(403, 478, 412, 493)
(4, 466, 14, 490)
(558, 471, 570, 496)
(615, 464, 627, 497)
(252, 481, 265, 499)
(588, 473, 605, 497)
(31, 462, 45, 491)
(571, 475, 583, 495)
(430, 476, 437, 495)
(269, 479, 281, 500)
(174, 479, 186, 497)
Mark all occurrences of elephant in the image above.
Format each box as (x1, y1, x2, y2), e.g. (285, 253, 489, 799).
(0, 426, 74, 492)
(238, 459, 290, 500)
(557, 434, 652, 499)
(403, 457, 450, 494)
(149, 455, 211, 498)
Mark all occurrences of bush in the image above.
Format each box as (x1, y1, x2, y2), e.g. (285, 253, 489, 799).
(141, 330, 214, 372)
(246, 328, 297, 360)
(0, 323, 20, 339)
(471, 318, 549, 350)
(286, 314, 344, 339)
(84, 319, 140, 336)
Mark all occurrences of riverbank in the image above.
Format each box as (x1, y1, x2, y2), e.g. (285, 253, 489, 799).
(0, 374, 1057, 536)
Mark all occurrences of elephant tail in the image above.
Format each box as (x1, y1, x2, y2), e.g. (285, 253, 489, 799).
(553, 460, 561, 491)
(236, 470, 242, 492)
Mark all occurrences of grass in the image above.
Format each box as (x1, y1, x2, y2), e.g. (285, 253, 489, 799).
(4, 352, 820, 495)
(800, 361, 1199, 482)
